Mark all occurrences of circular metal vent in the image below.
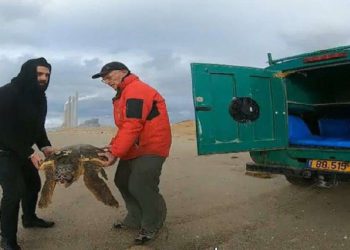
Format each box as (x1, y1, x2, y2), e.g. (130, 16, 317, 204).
(228, 97, 260, 123)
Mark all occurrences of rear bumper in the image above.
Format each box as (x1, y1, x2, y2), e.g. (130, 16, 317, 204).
(246, 162, 305, 176)
(246, 162, 350, 180)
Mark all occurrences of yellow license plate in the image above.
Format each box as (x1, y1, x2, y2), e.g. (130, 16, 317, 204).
(308, 160, 350, 172)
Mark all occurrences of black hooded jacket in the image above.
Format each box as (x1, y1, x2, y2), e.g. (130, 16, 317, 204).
(0, 57, 52, 160)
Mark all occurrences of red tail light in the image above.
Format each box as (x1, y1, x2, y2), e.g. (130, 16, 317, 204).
(304, 52, 347, 63)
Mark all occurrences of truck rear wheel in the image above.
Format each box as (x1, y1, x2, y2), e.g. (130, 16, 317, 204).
(285, 175, 316, 187)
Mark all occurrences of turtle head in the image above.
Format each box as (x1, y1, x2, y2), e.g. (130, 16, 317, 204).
(39, 150, 82, 187)
(54, 163, 77, 187)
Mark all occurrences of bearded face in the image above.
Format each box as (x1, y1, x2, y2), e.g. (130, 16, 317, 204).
(36, 66, 50, 90)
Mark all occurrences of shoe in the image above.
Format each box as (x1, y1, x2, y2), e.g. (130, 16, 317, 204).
(113, 220, 140, 230)
(1, 238, 21, 250)
(134, 229, 157, 245)
(113, 222, 127, 229)
(22, 216, 55, 228)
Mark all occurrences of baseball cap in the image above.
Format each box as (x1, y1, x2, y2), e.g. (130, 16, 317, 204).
(91, 62, 129, 79)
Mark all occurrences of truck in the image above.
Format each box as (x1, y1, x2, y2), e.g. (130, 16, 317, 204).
(191, 45, 350, 187)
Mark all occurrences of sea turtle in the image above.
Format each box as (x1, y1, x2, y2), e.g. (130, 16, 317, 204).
(38, 144, 119, 209)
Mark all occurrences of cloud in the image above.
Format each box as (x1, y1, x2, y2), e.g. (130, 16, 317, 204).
(78, 94, 99, 101)
(1, 0, 350, 128)
(0, 0, 47, 22)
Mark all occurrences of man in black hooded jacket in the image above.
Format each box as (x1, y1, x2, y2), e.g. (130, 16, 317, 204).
(0, 58, 55, 250)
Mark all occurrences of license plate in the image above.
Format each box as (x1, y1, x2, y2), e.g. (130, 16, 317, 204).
(308, 159, 350, 172)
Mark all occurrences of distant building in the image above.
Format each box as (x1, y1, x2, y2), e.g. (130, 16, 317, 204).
(62, 92, 79, 128)
(79, 118, 101, 127)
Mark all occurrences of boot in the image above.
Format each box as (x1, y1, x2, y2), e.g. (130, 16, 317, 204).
(22, 215, 55, 228)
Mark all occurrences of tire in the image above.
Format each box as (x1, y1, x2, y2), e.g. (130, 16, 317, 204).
(285, 175, 316, 187)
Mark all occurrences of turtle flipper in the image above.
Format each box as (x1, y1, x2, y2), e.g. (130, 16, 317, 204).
(100, 168, 108, 180)
(83, 164, 119, 208)
(39, 169, 57, 208)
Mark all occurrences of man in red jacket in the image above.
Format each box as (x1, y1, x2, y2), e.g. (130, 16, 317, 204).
(92, 62, 171, 245)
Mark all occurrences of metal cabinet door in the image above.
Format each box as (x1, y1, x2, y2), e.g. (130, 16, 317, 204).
(191, 63, 288, 155)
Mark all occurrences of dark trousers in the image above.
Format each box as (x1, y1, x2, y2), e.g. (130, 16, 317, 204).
(0, 152, 41, 243)
(114, 155, 166, 232)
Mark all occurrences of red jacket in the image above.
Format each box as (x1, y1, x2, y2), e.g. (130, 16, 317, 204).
(109, 73, 172, 160)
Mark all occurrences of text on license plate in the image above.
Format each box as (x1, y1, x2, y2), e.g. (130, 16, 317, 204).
(308, 160, 350, 172)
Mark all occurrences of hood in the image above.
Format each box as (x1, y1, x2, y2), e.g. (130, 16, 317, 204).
(11, 57, 52, 94)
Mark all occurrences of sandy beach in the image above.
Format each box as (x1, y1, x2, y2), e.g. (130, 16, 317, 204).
(13, 121, 350, 249)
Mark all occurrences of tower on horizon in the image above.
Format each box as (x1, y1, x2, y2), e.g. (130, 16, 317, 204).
(62, 91, 79, 128)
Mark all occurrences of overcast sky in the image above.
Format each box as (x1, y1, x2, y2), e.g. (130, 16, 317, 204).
(0, 0, 349, 127)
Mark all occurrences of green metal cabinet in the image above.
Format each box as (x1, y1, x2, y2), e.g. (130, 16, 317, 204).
(191, 45, 350, 185)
